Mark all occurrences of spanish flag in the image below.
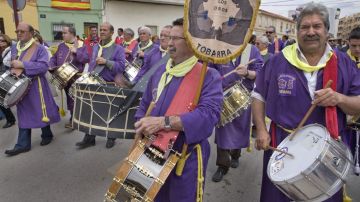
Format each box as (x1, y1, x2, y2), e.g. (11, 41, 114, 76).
(51, 0, 91, 10)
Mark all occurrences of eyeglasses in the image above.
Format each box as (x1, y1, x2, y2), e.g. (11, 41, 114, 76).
(159, 35, 170, 39)
(265, 31, 274, 34)
(15, 30, 29, 34)
(169, 36, 185, 41)
(0, 39, 6, 42)
(328, 40, 336, 42)
(255, 42, 260, 45)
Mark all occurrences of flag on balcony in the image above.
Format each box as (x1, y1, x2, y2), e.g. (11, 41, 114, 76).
(51, 0, 91, 10)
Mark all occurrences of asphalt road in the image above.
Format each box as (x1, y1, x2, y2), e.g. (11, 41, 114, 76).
(0, 98, 359, 202)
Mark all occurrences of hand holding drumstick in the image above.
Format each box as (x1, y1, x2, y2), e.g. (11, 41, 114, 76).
(222, 59, 256, 79)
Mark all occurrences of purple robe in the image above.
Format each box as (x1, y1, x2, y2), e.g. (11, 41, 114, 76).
(211, 45, 263, 149)
(268, 39, 284, 54)
(135, 62, 223, 202)
(49, 42, 89, 112)
(49, 42, 89, 73)
(130, 43, 162, 84)
(254, 50, 360, 202)
(88, 43, 125, 82)
(11, 44, 60, 128)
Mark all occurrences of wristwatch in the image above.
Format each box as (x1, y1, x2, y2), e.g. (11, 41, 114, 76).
(164, 116, 171, 129)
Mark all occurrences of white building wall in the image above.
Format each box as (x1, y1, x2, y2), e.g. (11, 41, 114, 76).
(104, 0, 184, 38)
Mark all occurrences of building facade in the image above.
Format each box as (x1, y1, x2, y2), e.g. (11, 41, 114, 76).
(0, 0, 39, 39)
(338, 12, 360, 40)
(255, 9, 296, 39)
(104, 0, 296, 40)
(103, 0, 183, 37)
(37, 0, 103, 42)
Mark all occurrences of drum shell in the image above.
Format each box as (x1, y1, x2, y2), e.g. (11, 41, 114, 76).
(50, 63, 79, 89)
(72, 83, 141, 139)
(105, 141, 180, 202)
(267, 124, 353, 202)
(218, 82, 251, 127)
(0, 71, 31, 108)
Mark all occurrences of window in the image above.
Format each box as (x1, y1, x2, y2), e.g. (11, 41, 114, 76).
(0, 18, 4, 34)
(52, 23, 73, 41)
(145, 25, 158, 36)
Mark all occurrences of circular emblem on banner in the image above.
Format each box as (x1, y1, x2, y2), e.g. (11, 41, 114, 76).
(184, 0, 260, 64)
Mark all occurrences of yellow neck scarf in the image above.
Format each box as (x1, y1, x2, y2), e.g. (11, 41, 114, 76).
(16, 38, 35, 57)
(282, 44, 333, 73)
(123, 39, 135, 46)
(156, 56, 198, 101)
(347, 49, 360, 68)
(139, 40, 153, 51)
(97, 40, 115, 58)
(260, 48, 268, 56)
(64, 40, 84, 49)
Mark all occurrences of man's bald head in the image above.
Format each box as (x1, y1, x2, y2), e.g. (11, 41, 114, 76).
(16, 23, 35, 43)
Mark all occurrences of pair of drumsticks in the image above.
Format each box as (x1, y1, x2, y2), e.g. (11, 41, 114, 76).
(221, 59, 256, 79)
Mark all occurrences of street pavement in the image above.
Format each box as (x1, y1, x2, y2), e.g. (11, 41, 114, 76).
(0, 99, 359, 202)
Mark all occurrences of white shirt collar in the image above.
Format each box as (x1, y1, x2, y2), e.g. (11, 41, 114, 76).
(295, 43, 333, 66)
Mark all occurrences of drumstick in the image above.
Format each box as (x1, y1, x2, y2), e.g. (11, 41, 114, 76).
(289, 80, 333, 141)
(268, 146, 294, 159)
(222, 59, 256, 79)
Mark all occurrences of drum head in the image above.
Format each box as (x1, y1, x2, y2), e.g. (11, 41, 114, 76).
(268, 124, 329, 182)
(6, 78, 31, 107)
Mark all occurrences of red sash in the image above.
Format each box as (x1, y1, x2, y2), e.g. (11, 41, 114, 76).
(151, 62, 204, 152)
(323, 53, 339, 139)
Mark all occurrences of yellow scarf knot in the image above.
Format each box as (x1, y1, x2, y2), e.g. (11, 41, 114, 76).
(156, 56, 198, 102)
(16, 38, 35, 57)
(282, 44, 333, 73)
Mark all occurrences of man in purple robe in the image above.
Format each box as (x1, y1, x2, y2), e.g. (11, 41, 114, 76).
(129, 26, 161, 84)
(134, 18, 223, 202)
(5, 23, 60, 156)
(266, 26, 284, 54)
(211, 44, 263, 182)
(346, 27, 360, 68)
(252, 3, 360, 202)
(75, 22, 126, 149)
(49, 26, 89, 128)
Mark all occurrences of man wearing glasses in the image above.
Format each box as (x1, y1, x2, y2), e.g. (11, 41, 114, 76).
(5, 23, 60, 156)
(265, 26, 284, 54)
(134, 18, 223, 201)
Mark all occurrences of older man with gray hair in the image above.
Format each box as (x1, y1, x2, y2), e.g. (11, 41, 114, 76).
(252, 2, 360, 202)
(129, 26, 161, 84)
(255, 35, 273, 62)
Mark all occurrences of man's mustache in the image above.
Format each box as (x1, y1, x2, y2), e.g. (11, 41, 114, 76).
(303, 35, 320, 41)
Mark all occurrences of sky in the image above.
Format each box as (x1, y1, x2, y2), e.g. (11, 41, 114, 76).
(260, 0, 360, 18)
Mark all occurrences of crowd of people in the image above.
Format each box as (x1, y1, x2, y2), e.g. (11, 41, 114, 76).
(1, 2, 360, 202)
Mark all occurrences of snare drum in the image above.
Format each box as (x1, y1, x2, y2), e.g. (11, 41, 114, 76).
(69, 73, 106, 97)
(218, 82, 251, 127)
(268, 124, 353, 202)
(105, 140, 179, 202)
(50, 63, 79, 89)
(347, 115, 360, 130)
(0, 70, 31, 108)
(123, 60, 140, 83)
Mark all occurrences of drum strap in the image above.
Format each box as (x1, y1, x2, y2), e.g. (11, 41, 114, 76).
(323, 53, 339, 139)
(150, 62, 204, 152)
